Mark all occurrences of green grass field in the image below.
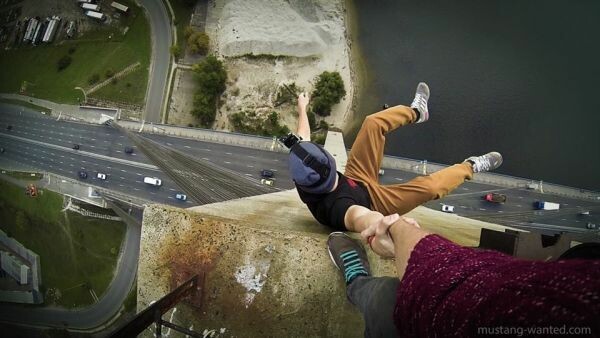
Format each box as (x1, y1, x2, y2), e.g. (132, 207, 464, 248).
(0, 0, 150, 105)
(0, 180, 126, 308)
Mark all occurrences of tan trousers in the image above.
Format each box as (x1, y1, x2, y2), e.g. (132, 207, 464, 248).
(344, 105, 473, 216)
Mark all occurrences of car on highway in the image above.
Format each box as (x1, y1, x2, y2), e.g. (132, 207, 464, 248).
(586, 222, 597, 230)
(441, 204, 455, 213)
(143, 176, 162, 186)
(73, 144, 80, 150)
(484, 193, 507, 203)
(124, 146, 134, 154)
(260, 169, 274, 178)
(0, 147, 4, 154)
(175, 193, 187, 201)
(6, 125, 12, 131)
(97, 173, 107, 180)
(379, 169, 385, 176)
(78, 170, 88, 179)
(261, 178, 274, 186)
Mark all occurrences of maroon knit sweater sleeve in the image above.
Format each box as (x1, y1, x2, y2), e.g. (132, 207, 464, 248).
(395, 235, 600, 337)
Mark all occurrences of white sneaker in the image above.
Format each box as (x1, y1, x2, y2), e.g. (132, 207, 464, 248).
(465, 152, 503, 173)
(410, 82, 430, 123)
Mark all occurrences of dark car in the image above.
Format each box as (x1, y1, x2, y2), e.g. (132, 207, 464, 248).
(6, 125, 12, 131)
(0, 147, 5, 153)
(260, 169, 274, 178)
(78, 170, 88, 179)
(73, 144, 80, 150)
(124, 146, 134, 154)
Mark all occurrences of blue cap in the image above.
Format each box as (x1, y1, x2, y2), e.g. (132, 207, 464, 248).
(288, 142, 337, 194)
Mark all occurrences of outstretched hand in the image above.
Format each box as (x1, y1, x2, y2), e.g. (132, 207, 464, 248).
(360, 213, 400, 258)
(360, 215, 421, 258)
(298, 92, 310, 112)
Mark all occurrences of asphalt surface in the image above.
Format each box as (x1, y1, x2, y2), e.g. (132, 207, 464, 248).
(138, 0, 172, 123)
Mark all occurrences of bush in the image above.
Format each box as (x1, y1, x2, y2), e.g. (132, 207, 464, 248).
(184, 26, 194, 38)
(311, 71, 346, 116)
(229, 110, 290, 137)
(170, 44, 181, 58)
(307, 110, 317, 130)
(188, 32, 209, 55)
(57, 55, 72, 71)
(68, 46, 76, 54)
(191, 56, 227, 127)
(105, 68, 115, 78)
(88, 73, 101, 85)
(275, 82, 300, 106)
(111, 78, 118, 85)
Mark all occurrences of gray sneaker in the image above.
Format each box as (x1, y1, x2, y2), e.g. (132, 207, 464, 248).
(327, 232, 371, 285)
(465, 152, 503, 173)
(410, 82, 430, 123)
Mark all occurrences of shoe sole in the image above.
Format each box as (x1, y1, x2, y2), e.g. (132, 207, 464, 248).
(327, 231, 347, 270)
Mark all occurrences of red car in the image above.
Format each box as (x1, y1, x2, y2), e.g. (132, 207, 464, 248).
(484, 193, 507, 203)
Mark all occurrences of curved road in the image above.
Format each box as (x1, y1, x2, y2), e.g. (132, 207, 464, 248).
(139, 0, 172, 123)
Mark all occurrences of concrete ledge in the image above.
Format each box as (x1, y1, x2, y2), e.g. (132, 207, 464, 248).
(137, 189, 516, 336)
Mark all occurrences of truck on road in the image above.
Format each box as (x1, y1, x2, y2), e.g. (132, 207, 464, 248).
(143, 177, 162, 186)
(533, 201, 560, 210)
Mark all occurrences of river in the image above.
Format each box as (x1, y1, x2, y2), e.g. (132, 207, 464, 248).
(347, 0, 600, 191)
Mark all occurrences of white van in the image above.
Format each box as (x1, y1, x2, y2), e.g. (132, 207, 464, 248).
(143, 177, 162, 186)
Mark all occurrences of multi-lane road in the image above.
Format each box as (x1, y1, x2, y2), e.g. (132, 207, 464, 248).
(0, 104, 292, 207)
(138, 0, 172, 123)
(1, 103, 599, 238)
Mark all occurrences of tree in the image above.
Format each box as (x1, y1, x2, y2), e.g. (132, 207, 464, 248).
(170, 44, 181, 58)
(57, 55, 72, 71)
(311, 71, 346, 116)
(188, 32, 209, 55)
(191, 56, 227, 127)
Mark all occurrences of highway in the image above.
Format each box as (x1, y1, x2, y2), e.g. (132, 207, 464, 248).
(0, 104, 292, 207)
(1, 103, 598, 233)
(138, 0, 172, 123)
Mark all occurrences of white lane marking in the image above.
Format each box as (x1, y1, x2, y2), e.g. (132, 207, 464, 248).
(91, 138, 96, 141)
(459, 205, 467, 208)
(516, 205, 523, 208)
(202, 148, 211, 151)
(561, 219, 567, 221)
(119, 184, 124, 187)
(245, 174, 252, 176)
(70, 164, 74, 167)
(394, 178, 403, 181)
(136, 173, 142, 176)
(90, 145, 95, 148)
(118, 143, 122, 145)
(167, 196, 173, 199)
(247, 165, 254, 168)
(202, 157, 210, 160)
(479, 208, 486, 211)
(497, 210, 504, 213)
(150, 192, 156, 195)
(121, 169, 126, 172)
(116, 150, 122, 153)
(224, 161, 231, 164)
(120, 177, 126, 180)
(134, 188, 140, 191)
(135, 181, 141, 183)
(225, 152, 232, 155)
(184, 145, 191, 148)
(169, 188, 176, 191)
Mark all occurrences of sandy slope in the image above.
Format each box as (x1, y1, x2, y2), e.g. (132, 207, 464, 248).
(205, 0, 354, 131)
